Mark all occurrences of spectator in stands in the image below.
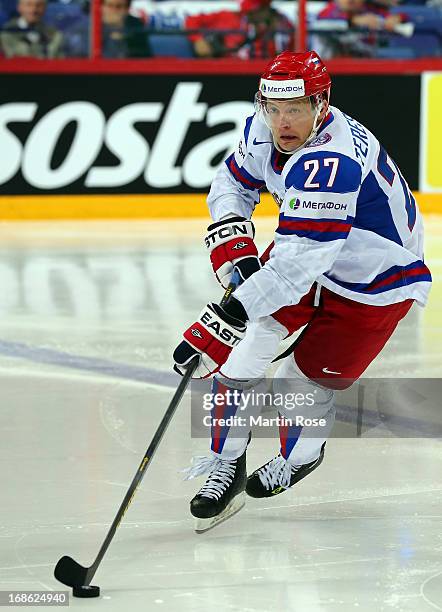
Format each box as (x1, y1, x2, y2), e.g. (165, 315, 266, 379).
(0, 0, 63, 58)
(185, 0, 294, 59)
(102, 0, 151, 58)
(313, 0, 410, 57)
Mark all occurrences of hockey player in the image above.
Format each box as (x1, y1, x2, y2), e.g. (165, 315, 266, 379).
(173, 51, 432, 532)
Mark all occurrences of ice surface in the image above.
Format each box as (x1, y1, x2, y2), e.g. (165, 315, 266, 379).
(0, 218, 441, 611)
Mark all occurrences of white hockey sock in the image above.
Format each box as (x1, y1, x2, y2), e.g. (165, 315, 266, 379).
(273, 355, 336, 465)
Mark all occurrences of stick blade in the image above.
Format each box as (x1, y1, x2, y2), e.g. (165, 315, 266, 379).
(54, 556, 89, 588)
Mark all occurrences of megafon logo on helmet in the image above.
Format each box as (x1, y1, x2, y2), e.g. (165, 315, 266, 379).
(260, 78, 305, 99)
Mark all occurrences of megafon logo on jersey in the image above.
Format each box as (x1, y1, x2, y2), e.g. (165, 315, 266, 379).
(0, 82, 254, 191)
(289, 198, 301, 210)
(260, 78, 305, 99)
(290, 199, 347, 211)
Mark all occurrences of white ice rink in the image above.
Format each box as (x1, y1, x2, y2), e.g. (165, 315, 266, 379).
(0, 217, 441, 612)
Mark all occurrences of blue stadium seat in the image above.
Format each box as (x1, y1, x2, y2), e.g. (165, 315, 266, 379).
(375, 46, 415, 59)
(390, 33, 441, 57)
(0, 0, 17, 21)
(390, 6, 442, 57)
(0, 10, 8, 27)
(148, 33, 194, 58)
(392, 5, 442, 28)
(44, 2, 84, 31)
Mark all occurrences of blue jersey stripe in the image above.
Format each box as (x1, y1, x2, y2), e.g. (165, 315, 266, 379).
(225, 153, 265, 191)
(244, 114, 254, 146)
(392, 160, 416, 232)
(354, 171, 403, 246)
(371, 273, 432, 294)
(277, 213, 354, 241)
(277, 227, 350, 241)
(409, 191, 417, 231)
(279, 213, 354, 225)
(377, 146, 395, 187)
(325, 260, 431, 295)
(317, 111, 335, 134)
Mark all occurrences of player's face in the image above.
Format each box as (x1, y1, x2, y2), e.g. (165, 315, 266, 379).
(265, 98, 316, 152)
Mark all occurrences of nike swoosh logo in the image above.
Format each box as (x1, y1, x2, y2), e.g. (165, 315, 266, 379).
(322, 367, 342, 375)
(253, 138, 272, 146)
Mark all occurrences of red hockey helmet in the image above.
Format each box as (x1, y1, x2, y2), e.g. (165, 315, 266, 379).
(259, 50, 331, 102)
(240, 0, 271, 13)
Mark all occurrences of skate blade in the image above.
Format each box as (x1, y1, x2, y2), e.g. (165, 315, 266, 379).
(194, 492, 246, 534)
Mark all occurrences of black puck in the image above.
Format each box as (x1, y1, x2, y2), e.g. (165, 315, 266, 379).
(72, 585, 100, 598)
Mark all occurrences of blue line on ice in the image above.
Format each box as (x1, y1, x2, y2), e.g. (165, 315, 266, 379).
(0, 339, 180, 388)
(0, 338, 441, 437)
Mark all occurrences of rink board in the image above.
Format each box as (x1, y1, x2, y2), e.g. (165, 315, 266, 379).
(1, 71, 440, 218)
(0, 73, 422, 196)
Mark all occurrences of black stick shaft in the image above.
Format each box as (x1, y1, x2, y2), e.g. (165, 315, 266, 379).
(84, 272, 240, 585)
(86, 356, 198, 584)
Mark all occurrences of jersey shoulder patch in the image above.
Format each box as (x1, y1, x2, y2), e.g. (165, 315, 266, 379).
(285, 151, 362, 194)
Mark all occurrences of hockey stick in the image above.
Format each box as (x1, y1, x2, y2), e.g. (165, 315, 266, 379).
(54, 270, 241, 597)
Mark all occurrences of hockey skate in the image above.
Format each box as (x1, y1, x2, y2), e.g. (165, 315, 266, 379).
(246, 443, 326, 498)
(183, 451, 247, 533)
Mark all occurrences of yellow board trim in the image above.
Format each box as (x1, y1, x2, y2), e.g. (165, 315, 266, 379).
(0, 192, 441, 220)
(426, 74, 442, 190)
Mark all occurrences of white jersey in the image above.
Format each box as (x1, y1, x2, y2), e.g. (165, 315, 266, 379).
(207, 106, 432, 322)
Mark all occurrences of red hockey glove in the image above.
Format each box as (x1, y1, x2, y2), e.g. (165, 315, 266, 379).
(205, 217, 261, 289)
(173, 298, 248, 379)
